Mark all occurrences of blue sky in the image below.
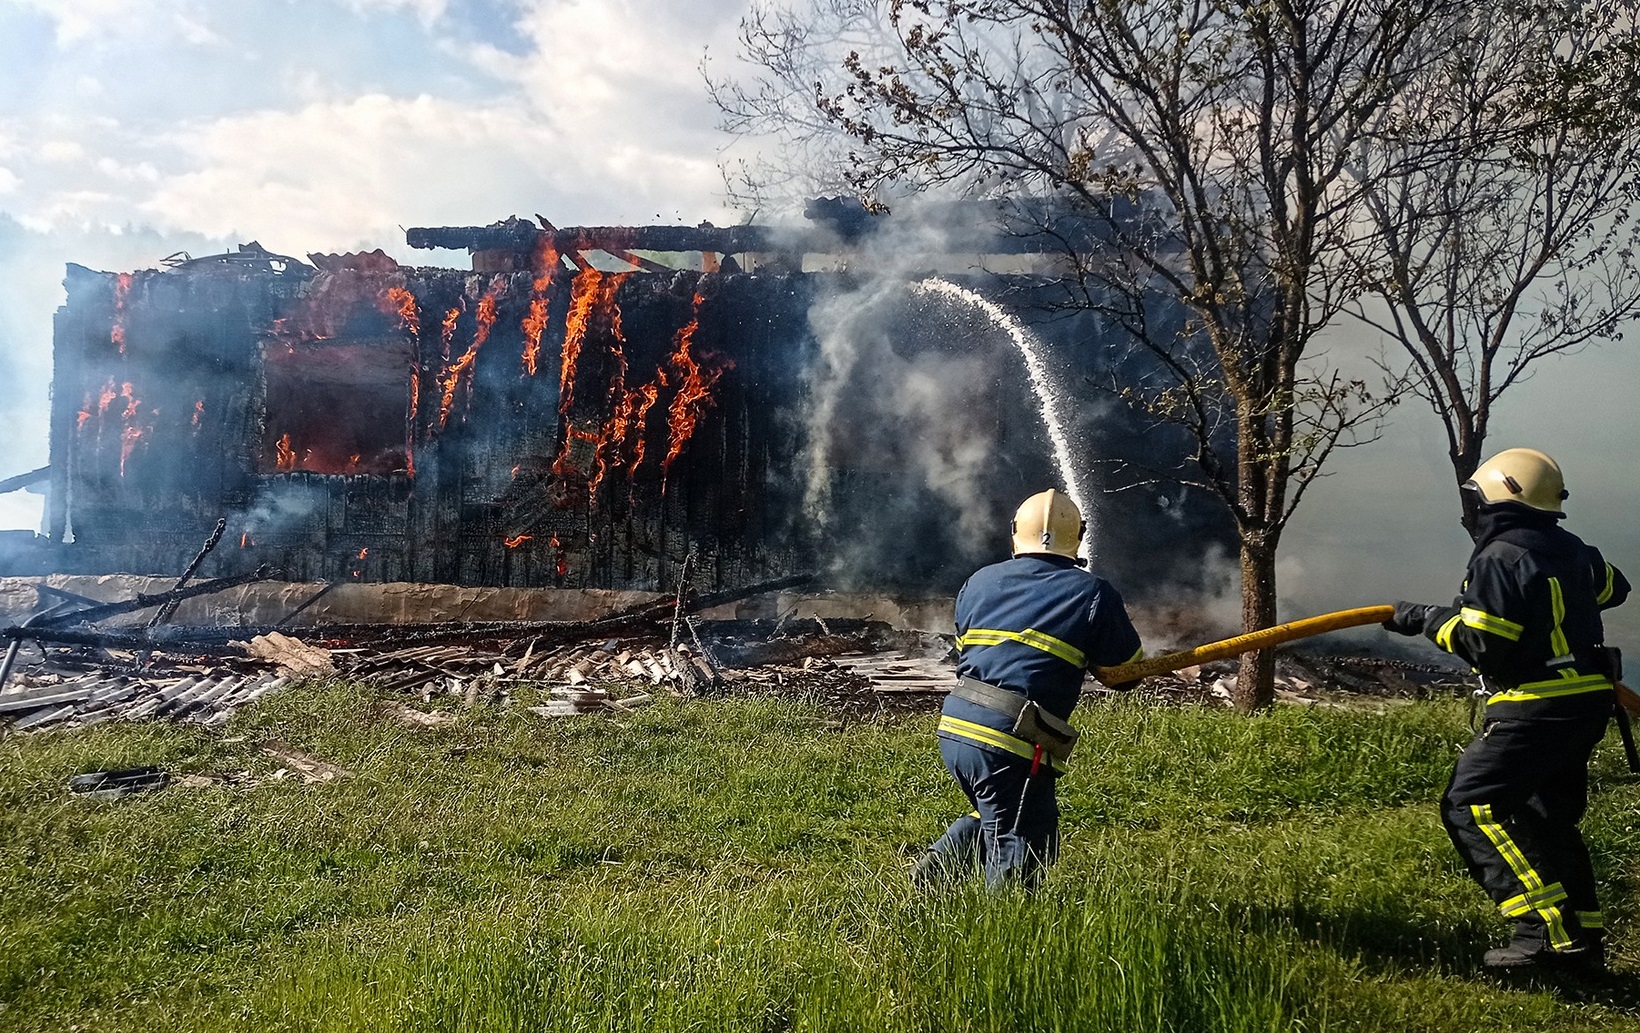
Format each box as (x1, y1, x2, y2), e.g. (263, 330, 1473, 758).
(0, 0, 752, 528)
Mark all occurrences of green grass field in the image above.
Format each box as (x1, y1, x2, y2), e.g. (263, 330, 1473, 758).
(2, 682, 1639, 1031)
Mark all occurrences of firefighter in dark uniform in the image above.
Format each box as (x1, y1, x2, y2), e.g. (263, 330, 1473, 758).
(1384, 448, 1629, 972)
(912, 489, 1144, 889)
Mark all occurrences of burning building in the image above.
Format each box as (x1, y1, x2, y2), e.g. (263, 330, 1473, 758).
(27, 212, 1230, 599)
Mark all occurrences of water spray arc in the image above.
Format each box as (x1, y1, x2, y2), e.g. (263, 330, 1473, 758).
(912, 279, 1092, 560)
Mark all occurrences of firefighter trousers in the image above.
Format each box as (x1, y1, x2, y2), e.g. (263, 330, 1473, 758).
(1440, 715, 1609, 951)
(926, 735, 1059, 889)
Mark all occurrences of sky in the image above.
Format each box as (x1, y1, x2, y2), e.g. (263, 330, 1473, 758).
(1, 0, 1636, 645)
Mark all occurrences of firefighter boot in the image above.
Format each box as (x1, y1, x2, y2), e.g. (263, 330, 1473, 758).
(1483, 920, 1604, 975)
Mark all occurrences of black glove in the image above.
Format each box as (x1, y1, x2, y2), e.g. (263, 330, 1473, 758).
(1383, 601, 1440, 636)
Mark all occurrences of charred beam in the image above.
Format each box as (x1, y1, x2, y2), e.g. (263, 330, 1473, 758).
(0, 466, 49, 496)
(406, 222, 786, 257)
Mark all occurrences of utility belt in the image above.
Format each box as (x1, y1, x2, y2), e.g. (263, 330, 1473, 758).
(1473, 647, 1622, 724)
(947, 677, 1080, 764)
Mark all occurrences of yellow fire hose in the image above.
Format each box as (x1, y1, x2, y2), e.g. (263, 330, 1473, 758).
(1091, 604, 1396, 686)
(1092, 602, 1640, 717)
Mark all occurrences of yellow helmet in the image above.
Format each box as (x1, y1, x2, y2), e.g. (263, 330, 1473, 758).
(1011, 489, 1084, 560)
(1465, 448, 1568, 515)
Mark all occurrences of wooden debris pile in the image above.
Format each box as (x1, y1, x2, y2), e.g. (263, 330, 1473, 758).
(0, 672, 289, 733)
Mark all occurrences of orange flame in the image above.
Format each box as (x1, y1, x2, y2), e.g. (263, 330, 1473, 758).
(110, 273, 132, 354)
(521, 240, 561, 376)
(552, 270, 631, 501)
(406, 368, 419, 479)
(240, 532, 252, 548)
(441, 305, 461, 361)
(625, 379, 665, 475)
(77, 410, 92, 430)
(438, 282, 502, 428)
(192, 399, 205, 431)
(119, 426, 142, 477)
(358, 547, 369, 560)
(551, 534, 570, 583)
(663, 293, 732, 476)
(503, 534, 533, 548)
(558, 269, 605, 413)
(112, 382, 148, 477)
(275, 433, 297, 471)
(379, 286, 420, 338)
(97, 380, 117, 416)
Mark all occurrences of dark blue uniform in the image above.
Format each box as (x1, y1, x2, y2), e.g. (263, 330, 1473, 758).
(1404, 504, 1629, 960)
(925, 554, 1142, 887)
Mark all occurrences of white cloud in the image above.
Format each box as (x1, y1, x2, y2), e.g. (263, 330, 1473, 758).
(132, 83, 734, 254)
(39, 140, 86, 163)
(341, 0, 450, 27)
(12, 0, 217, 46)
(0, 168, 17, 195)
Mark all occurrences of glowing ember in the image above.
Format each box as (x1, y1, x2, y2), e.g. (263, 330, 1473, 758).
(662, 293, 732, 476)
(192, 399, 205, 431)
(241, 532, 252, 548)
(503, 534, 533, 548)
(110, 273, 132, 354)
(358, 547, 369, 560)
(275, 433, 297, 471)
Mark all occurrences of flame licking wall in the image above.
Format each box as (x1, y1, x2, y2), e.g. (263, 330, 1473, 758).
(40, 227, 1233, 598)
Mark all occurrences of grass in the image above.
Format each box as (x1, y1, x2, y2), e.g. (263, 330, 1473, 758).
(1, 683, 1639, 1031)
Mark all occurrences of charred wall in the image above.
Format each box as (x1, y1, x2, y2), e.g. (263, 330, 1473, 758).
(38, 250, 1233, 599)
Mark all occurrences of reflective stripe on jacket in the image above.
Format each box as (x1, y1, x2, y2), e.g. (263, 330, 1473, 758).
(1424, 508, 1630, 719)
(940, 554, 1142, 761)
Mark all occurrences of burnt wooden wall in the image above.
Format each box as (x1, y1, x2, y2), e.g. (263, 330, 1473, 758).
(48, 262, 819, 593)
(42, 258, 1232, 597)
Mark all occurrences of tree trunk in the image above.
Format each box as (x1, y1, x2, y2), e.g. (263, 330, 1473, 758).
(1234, 538, 1279, 712)
(1454, 445, 1483, 538)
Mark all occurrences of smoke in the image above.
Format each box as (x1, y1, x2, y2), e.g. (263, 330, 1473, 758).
(239, 481, 329, 542)
(803, 280, 1001, 552)
(788, 201, 1117, 590)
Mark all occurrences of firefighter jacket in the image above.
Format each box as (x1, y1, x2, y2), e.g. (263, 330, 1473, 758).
(939, 554, 1143, 764)
(1424, 505, 1629, 720)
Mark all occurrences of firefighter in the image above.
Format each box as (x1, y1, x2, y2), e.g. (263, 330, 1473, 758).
(912, 489, 1143, 890)
(1383, 448, 1629, 973)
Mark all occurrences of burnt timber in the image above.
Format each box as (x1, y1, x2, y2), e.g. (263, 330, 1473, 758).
(35, 214, 1230, 599)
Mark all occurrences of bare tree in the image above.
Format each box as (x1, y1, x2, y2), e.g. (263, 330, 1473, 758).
(713, 0, 1453, 709)
(1347, 0, 1640, 530)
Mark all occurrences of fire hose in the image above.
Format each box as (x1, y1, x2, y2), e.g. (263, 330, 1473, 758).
(1090, 602, 1640, 770)
(1091, 604, 1396, 685)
